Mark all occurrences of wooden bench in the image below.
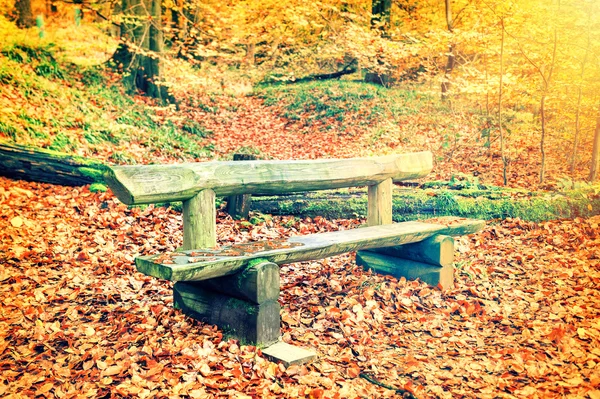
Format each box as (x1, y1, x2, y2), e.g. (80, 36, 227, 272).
(104, 152, 484, 363)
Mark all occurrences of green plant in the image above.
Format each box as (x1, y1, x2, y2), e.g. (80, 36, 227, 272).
(49, 132, 76, 152)
(181, 120, 212, 138)
(80, 67, 106, 87)
(0, 121, 19, 140)
(449, 173, 482, 190)
(109, 151, 137, 164)
(248, 212, 272, 225)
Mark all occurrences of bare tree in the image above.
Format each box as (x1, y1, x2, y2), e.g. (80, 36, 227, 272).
(589, 107, 600, 182)
(441, 0, 455, 100)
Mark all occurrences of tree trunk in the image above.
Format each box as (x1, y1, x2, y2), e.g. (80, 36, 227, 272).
(15, 0, 34, 28)
(589, 112, 600, 182)
(498, 19, 507, 186)
(0, 141, 108, 186)
(441, 0, 455, 101)
(246, 188, 600, 222)
(539, 28, 558, 184)
(371, 0, 391, 32)
(112, 0, 173, 103)
(365, 0, 392, 86)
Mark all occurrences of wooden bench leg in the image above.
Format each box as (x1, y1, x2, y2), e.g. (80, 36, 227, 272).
(182, 189, 216, 250)
(357, 235, 455, 290)
(173, 260, 281, 346)
(367, 178, 393, 226)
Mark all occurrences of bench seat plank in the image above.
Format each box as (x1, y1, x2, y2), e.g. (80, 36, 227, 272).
(136, 218, 484, 282)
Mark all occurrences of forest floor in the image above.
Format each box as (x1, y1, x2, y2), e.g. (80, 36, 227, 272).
(1, 90, 600, 398)
(1, 25, 600, 399)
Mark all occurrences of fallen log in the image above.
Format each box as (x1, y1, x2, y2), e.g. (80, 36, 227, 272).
(0, 141, 108, 186)
(247, 187, 600, 222)
(290, 67, 358, 84)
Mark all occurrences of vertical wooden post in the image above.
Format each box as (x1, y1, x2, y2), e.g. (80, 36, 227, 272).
(367, 178, 393, 226)
(182, 189, 216, 250)
(226, 153, 257, 219)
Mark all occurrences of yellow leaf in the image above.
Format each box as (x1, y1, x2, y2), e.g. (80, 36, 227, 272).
(199, 363, 211, 377)
(588, 390, 600, 399)
(38, 382, 54, 393)
(10, 216, 23, 228)
(102, 364, 124, 377)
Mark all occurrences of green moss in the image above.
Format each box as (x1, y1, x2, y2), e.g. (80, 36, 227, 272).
(78, 166, 107, 182)
(226, 297, 258, 315)
(49, 132, 75, 152)
(89, 183, 108, 193)
(251, 187, 600, 222)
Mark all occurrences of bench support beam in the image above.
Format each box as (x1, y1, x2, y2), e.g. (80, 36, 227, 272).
(182, 189, 216, 250)
(357, 234, 456, 290)
(366, 235, 454, 267)
(357, 250, 455, 290)
(367, 177, 393, 226)
(173, 260, 281, 346)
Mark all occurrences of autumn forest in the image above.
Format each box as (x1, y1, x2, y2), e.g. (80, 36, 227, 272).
(1, 0, 600, 398)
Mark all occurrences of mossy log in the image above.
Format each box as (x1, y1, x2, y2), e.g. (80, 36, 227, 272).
(248, 187, 600, 222)
(0, 141, 108, 186)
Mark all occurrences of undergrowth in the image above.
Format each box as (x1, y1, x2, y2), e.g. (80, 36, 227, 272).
(255, 81, 426, 129)
(0, 30, 215, 163)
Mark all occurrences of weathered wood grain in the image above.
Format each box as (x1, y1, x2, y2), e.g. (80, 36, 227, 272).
(182, 189, 216, 250)
(187, 260, 280, 304)
(367, 177, 393, 226)
(105, 152, 433, 205)
(367, 234, 454, 267)
(356, 251, 454, 290)
(136, 219, 484, 282)
(174, 282, 280, 346)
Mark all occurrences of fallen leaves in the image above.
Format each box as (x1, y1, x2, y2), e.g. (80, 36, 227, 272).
(1, 176, 599, 398)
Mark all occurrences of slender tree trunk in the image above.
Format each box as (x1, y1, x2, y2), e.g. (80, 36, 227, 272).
(539, 94, 547, 183)
(498, 19, 507, 186)
(539, 28, 558, 184)
(571, 12, 591, 174)
(441, 0, 455, 101)
(15, 0, 34, 28)
(589, 109, 600, 182)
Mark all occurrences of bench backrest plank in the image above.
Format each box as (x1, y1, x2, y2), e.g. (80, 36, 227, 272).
(104, 152, 432, 205)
